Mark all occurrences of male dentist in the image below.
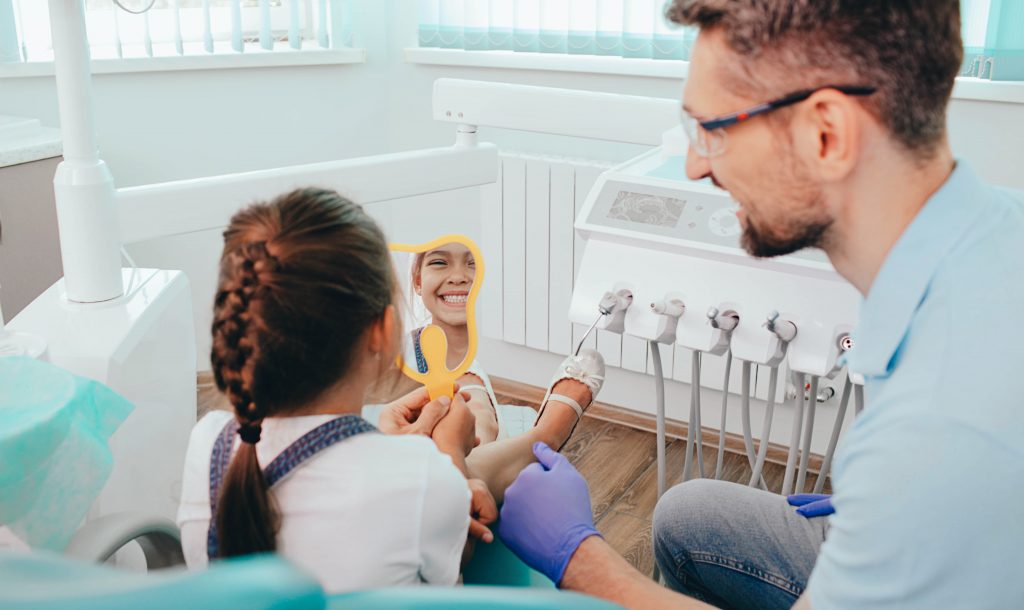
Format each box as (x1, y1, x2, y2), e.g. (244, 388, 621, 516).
(497, 1, 1024, 609)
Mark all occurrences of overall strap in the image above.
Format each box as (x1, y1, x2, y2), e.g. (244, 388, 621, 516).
(206, 414, 377, 560)
(262, 415, 377, 486)
(206, 418, 238, 560)
(413, 328, 428, 374)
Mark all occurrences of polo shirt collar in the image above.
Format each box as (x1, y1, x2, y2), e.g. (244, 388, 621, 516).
(847, 161, 989, 377)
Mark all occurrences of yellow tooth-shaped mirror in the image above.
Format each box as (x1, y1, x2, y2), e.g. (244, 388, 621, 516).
(389, 235, 484, 402)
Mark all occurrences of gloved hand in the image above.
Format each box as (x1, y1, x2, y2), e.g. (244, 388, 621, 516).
(497, 442, 602, 584)
(787, 493, 835, 518)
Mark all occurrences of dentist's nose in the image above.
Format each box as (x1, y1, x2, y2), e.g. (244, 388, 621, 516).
(686, 146, 712, 181)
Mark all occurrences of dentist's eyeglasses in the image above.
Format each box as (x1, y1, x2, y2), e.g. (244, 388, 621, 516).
(681, 85, 876, 158)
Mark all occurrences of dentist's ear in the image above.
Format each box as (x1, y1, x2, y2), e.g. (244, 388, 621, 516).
(794, 88, 861, 184)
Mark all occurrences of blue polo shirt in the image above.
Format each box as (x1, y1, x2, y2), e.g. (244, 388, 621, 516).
(807, 163, 1024, 609)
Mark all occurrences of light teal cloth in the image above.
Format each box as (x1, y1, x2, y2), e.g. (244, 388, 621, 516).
(0, 357, 133, 551)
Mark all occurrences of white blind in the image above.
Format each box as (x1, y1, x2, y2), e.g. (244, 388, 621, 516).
(1, 0, 354, 63)
(418, 0, 1022, 80)
(962, 0, 1024, 80)
(418, 0, 697, 60)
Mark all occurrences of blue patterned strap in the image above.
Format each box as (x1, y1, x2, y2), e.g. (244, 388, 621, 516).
(206, 414, 377, 560)
(412, 328, 428, 374)
(206, 418, 238, 560)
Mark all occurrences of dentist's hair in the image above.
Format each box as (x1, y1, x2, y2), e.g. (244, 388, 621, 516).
(210, 187, 395, 558)
(667, 0, 963, 159)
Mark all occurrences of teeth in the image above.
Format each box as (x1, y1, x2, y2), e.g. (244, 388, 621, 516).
(441, 294, 467, 304)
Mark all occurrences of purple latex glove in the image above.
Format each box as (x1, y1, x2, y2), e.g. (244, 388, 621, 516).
(787, 493, 835, 518)
(497, 442, 602, 584)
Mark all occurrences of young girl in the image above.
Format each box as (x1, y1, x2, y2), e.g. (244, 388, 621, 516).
(406, 242, 503, 443)
(177, 188, 479, 591)
(176, 188, 604, 593)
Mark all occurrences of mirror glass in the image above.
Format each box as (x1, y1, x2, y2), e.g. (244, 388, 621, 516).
(390, 235, 483, 399)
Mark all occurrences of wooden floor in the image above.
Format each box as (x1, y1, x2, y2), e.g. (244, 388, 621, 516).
(555, 416, 825, 575)
(198, 377, 827, 575)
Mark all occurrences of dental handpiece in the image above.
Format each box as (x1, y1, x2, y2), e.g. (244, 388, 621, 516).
(707, 307, 739, 332)
(765, 310, 797, 343)
(576, 290, 633, 355)
(651, 299, 685, 318)
(599, 289, 633, 315)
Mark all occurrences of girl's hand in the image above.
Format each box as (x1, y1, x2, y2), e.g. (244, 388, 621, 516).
(467, 478, 497, 543)
(431, 391, 478, 463)
(378, 386, 451, 436)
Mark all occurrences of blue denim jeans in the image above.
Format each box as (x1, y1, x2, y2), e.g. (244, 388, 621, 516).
(653, 479, 829, 610)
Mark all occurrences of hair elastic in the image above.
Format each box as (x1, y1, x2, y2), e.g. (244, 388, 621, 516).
(238, 422, 262, 444)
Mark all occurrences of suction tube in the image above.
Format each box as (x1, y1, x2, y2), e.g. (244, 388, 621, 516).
(739, 361, 769, 490)
(714, 352, 733, 479)
(747, 367, 778, 490)
(682, 352, 705, 480)
(781, 373, 808, 495)
(813, 375, 853, 494)
(795, 376, 820, 493)
(650, 341, 667, 499)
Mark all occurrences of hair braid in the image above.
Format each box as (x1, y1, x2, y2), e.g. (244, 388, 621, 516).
(210, 240, 281, 557)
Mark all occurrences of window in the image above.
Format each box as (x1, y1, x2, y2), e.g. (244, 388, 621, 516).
(416, 0, 1023, 82)
(0, 0, 354, 64)
(417, 0, 697, 61)
(961, 0, 1024, 81)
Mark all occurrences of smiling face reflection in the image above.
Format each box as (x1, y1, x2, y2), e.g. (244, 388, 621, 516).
(413, 242, 476, 333)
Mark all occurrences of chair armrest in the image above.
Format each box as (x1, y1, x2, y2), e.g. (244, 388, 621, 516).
(328, 587, 625, 610)
(65, 511, 185, 569)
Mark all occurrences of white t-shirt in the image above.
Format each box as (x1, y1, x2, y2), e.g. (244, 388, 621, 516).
(177, 410, 470, 593)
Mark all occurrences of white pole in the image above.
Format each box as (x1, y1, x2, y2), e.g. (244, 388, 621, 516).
(48, 0, 123, 303)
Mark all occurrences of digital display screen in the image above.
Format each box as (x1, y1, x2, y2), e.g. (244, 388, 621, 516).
(606, 191, 685, 228)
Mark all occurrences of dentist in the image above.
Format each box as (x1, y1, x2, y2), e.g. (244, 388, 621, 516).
(497, 1, 1024, 609)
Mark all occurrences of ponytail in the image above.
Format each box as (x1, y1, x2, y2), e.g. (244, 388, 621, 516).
(210, 241, 280, 557)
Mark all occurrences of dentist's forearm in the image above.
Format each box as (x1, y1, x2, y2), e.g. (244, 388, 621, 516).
(560, 537, 714, 610)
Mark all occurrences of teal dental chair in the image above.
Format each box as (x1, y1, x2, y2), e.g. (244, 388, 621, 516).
(1, 518, 622, 610)
(0, 551, 621, 610)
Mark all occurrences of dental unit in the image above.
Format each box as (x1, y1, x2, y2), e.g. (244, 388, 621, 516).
(563, 109, 863, 501)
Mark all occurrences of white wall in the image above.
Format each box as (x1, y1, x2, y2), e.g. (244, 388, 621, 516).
(0, 5, 399, 186)
(2, 1, 1022, 435)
